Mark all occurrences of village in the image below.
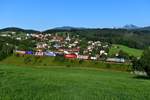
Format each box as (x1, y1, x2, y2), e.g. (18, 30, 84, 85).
(0, 31, 125, 63)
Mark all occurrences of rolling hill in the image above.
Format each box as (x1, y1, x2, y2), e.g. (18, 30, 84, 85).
(109, 44, 143, 57)
(0, 27, 40, 33)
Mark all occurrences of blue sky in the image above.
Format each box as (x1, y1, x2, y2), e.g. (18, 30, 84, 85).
(0, 0, 150, 30)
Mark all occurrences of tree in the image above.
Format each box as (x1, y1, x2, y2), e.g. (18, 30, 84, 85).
(0, 44, 14, 61)
(131, 57, 142, 71)
(118, 50, 129, 59)
(140, 48, 150, 76)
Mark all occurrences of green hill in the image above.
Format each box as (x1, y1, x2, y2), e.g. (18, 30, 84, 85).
(0, 64, 150, 100)
(109, 44, 143, 57)
(0, 27, 40, 33)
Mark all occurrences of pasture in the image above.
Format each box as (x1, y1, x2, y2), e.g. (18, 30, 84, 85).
(109, 44, 143, 57)
(0, 64, 150, 100)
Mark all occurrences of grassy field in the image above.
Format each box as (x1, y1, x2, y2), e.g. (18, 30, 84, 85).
(109, 44, 143, 57)
(0, 64, 150, 100)
(1, 55, 131, 71)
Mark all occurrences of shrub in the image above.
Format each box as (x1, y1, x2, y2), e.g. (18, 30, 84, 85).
(66, 64, 71, 68)
(24, 56, 32, 64)
(79, 60, 84, 64)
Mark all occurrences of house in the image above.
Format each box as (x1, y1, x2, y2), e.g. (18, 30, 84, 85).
(100, 50, 108, 56)
(100, 50, 105, 55)
(36, 43, 48, 49)
(25, 51, 33, 55)
(59, 48, 80, 54)
(64, 51, 70, 54)
(90, 57, 97, 60)
(106, 58, 125, 63)
(35, 50, 44, 56)
(51, 34, 64, 42)
(15, 50, 26, 55)
(0, 34, 8, 37)
(77, 55, 89, 60)
(44, 51, 56, 57)
(53, 44, 62, 49)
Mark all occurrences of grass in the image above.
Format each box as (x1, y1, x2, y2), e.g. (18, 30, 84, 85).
(109, 44, 143, 57)
(0, 64, 150, 100)
(0, 55, 131, 71)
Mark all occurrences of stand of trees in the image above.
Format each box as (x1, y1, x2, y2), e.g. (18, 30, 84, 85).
(132, 48, 150, 77)
(0, 43, 14, 61)
(0, 36, 36, 61)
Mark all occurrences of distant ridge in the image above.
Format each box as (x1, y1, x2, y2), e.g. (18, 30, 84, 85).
(122, 24, 150, 31)
(52, 26, 86, 30)
(140, 26, 150, 31)
(0, 27, 40, 33)
(1, 25, 150, 33)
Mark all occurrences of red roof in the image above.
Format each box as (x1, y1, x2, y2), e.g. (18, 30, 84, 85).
(64, 54, 77, 58)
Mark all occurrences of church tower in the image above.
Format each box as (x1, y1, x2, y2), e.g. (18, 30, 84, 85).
(66, 33, 71, 42)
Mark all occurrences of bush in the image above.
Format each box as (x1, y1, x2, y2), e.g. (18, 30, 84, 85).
(79, 60, 84, 64)
(118, 50, 129, 60)
(66, 64, 71, 68)
(94, 62, 98, 65)
(54, 56, 66, 62)
(24, 56, 32, 64)
(43, 63, 47, 66)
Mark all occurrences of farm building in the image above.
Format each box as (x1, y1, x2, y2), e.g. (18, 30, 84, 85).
(44, 51, 56, 57)
(65, 54, 77, 59)
(15, 50, 26, 55)
(106, 58, 125, 63)
(77, 55, 89, 60)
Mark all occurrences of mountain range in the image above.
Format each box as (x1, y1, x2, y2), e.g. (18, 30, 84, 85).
(122, 24, 150, 31)
(0, 25, 150, 33)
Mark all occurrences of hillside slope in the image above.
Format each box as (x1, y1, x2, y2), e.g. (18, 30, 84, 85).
(0, 64, 150, 100)
(109, 44, 143, 57)
(0, 55, 130, 71)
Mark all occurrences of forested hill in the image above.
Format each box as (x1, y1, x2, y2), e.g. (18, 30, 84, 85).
(0, 27, 40, 33)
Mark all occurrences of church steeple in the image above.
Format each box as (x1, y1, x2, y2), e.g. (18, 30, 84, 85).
(66, 33, 71, 41)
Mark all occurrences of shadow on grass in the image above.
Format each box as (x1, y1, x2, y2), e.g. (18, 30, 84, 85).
(133, 75, 150, 80)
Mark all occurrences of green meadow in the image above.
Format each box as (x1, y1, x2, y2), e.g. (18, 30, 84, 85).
(109, 44, 143, 57)
(1, 55, 131, 71)
(0, 64, 150, 100)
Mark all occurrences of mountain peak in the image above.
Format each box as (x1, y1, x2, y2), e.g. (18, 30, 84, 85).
(123, 24, 139, 29)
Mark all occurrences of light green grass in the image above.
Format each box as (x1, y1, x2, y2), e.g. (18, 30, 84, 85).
(0, 64, 150, 100)
(109, 44, 143, 57)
